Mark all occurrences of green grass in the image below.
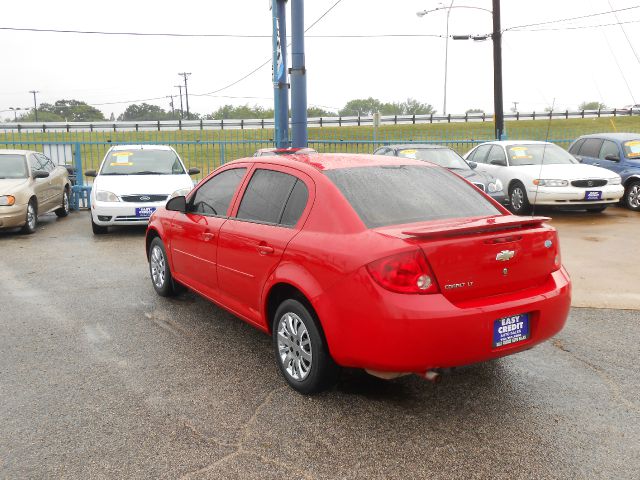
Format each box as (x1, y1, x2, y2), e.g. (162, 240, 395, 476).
(1, 116, 639, 178)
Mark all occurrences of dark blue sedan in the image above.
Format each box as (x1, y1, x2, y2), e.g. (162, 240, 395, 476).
(569, 133, 640, 211)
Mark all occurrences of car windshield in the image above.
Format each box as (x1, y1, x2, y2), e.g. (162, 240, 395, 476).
(397, 148, 470, 170)
(100, 149, 185, 175)
(325, 165, 500, 228)
(506, 144, 578, 166)
(0, 154, 29, 179)
(623, 140, 640, 158)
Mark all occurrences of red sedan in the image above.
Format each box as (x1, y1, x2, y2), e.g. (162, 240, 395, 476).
(146, 153, 571, 394)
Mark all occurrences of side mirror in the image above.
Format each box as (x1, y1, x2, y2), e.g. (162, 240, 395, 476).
(32, 170, 50, 179)
(188, 167, 200, 175)
(84, 170, 97, 177)
(490, 159, 507, 167)
(467, 161, 478, 169)
(604, 154, 620, 162)
(166, 195, 187, 213)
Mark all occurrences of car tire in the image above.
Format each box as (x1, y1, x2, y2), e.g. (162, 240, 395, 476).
(623, 180, 640, 211)
(148, 237, 176, 297)
(272, 299, 338, 395)
(21, 199, 37, 234)
(91, 215, 108, 235)
(586, 206, 607, 213)
(55, 189, 70, 217)
(509, 182, 531, 215)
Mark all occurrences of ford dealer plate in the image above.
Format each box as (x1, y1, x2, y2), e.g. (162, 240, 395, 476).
(493, 313, 530, 348)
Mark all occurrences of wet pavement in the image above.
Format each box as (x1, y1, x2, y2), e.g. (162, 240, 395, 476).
(0, 211, 638, 479)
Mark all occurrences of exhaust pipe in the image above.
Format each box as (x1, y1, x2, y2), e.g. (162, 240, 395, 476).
(422, 370, 441, 383)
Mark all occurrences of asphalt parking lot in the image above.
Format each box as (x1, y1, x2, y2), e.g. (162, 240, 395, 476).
(1, 209, 638, 479)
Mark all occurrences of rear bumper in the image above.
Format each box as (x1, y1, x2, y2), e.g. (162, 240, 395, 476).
(315, 267, 571, 372)
(0, 204, 28, 229)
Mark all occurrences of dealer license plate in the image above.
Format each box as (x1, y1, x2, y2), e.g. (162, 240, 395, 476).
(493, 313, 530, 348)
(584, 191, 602, 201)
(135, 207, 156, 218)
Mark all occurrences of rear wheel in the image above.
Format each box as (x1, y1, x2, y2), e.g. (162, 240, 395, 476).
(272, 299, 338, 394)
(148, 237, 176, 297)
(623, 180, 640, 211)
(21, 200, 37, 234)
(509, 182, 531, 215)
(91, 215, 108, 235)
(55, 189, 70, 217)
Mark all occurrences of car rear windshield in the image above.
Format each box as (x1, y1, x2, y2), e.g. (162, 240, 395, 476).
(100, 149, 185, 175)
(506, 144, 578, 166)
(0, 154, 28, 179)
(325, 165, 500, 228)
(623, 140, 640, 158)
(397, 148, 470, 170)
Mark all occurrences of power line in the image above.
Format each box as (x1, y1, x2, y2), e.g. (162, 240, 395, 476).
(505, 5, 640, 31)
(511, 18, 640, 32)
(607, 0, 640, 67)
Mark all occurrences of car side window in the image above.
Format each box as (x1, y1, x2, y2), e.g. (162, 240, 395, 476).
(578, 138, 603, 158)
(373, 148, 387, 155)
(487, 146, 507, 166)
(29, 154, 44, 173)
(568, 138, 584, 154)
(236, 169, 305, 226)
(36, 154, 54, 172)
(190, 168, 247, 217)
(599, 140, 619, 160)
(472, 145, 492, 164)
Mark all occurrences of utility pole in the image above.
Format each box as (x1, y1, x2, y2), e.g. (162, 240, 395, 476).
(178, 72, 191, 119)
(29, 90, 39, 122)
(168, 95, 175, 117)
(492, 0, 504, 139)
(443, 0, 454, 116)
(175, 85, 184, 119)
(512, 101, 519, 113)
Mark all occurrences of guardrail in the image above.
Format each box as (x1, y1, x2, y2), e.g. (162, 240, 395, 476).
(1, 109, 636, 133)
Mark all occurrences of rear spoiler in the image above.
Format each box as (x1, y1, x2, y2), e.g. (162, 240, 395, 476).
(402, 216, 551, 239)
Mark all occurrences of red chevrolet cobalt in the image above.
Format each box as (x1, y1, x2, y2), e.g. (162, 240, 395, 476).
(146, 153, 571, 394)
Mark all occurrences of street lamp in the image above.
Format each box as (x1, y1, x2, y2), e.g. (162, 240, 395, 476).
(416, 1, 504, 139)
(9, 107, 26, 121)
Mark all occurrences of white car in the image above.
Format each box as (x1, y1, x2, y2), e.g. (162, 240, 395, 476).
(464, 141, 624, 214)
(86, 145, 199, 234)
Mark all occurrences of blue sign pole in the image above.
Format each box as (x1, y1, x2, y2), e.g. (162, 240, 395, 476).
(290, 0, 307, 148)
(272, 0, 289, 148)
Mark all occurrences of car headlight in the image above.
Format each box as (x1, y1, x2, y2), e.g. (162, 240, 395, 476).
(607, 177, 621, 185)
(0, 195, 16, 206)
(533, 179, 568, 187)
(96, 190, 120, 202)
(169, 188, 192, 199)
(488, 178, 503, 193)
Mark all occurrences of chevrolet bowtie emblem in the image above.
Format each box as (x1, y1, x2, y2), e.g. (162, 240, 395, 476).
(496, 250, 515, 262)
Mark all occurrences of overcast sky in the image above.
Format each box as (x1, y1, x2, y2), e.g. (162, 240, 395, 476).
(2, 0, 639, 119)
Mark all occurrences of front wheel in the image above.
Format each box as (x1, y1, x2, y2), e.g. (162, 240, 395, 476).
(21, 200, 37, 234)
(55, 189, 70, 217)
(148, 237, 177, 297)
(273, 299, 338, 395)
(623, 180, 640, 211)
(91, 215, 108, 235)
(509, 182, 531, 215)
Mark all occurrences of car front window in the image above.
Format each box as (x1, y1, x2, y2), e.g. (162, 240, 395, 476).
(397, 148, 470, 170)
(100, 149, 185, 175)
(0, 154, 29, 179)
(506, 144, 578, 166)
(623, 140, 640, 158)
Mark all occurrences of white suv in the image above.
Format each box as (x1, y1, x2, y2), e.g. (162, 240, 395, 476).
(86, 145, 199, 234)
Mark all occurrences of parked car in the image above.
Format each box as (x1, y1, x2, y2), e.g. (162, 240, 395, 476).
(254, 147, 317, 157)
(568, 133, 640, 211)
(373, 144, 506, 204)
(618, 104, 640, 114)
(146, 153, 571, 394)
(464, 141, 624, 214)
(0, 149, 70, 234)
(85, 145, 199, 234)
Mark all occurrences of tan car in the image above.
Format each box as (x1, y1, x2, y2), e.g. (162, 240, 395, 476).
(0, 150, 71, 234)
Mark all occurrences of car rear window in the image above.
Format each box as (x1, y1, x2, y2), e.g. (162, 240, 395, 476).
(325, 165, 500, 228)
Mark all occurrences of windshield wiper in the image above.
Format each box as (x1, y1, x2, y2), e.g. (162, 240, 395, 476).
(133, 171, 170, 175)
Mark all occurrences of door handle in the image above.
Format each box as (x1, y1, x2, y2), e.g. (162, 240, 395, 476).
(202, 232, 215, 241)
(257, 244, 274, 255)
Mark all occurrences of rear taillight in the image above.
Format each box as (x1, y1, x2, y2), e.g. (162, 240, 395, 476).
(551, 232, 561, 272)
(366, 249, 439, 294)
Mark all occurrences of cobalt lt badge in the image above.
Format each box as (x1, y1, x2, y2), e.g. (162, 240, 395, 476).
(496, 250, 515, 262)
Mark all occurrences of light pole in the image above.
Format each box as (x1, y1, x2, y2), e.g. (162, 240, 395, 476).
(29, 90, 40, 122)
(417, 1, 504, 139)
(175, 84, 184, 119)
(9, 107, 26, 121)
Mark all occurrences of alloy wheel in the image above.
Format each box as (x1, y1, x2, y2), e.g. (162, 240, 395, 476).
(629, 184, 640, 209)
(511, 187, 524, 211)
(150, 245, 166, 288)
(276, 312, 313, 381)
(27, 203, 36, 230)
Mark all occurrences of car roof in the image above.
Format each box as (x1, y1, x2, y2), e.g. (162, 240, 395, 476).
(228, 153, 433, 172)
(108, 145, 175, 151)
(383, 144, 453, 150)
(0, 149, 38, 155)
(474, 140, 553, 148)
(576, 132, 640, 142)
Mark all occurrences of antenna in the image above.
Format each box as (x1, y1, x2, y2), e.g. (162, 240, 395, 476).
(531, 98, 556, 216)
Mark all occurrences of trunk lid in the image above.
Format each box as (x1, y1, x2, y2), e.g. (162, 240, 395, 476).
(375, 215, 560, 303)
